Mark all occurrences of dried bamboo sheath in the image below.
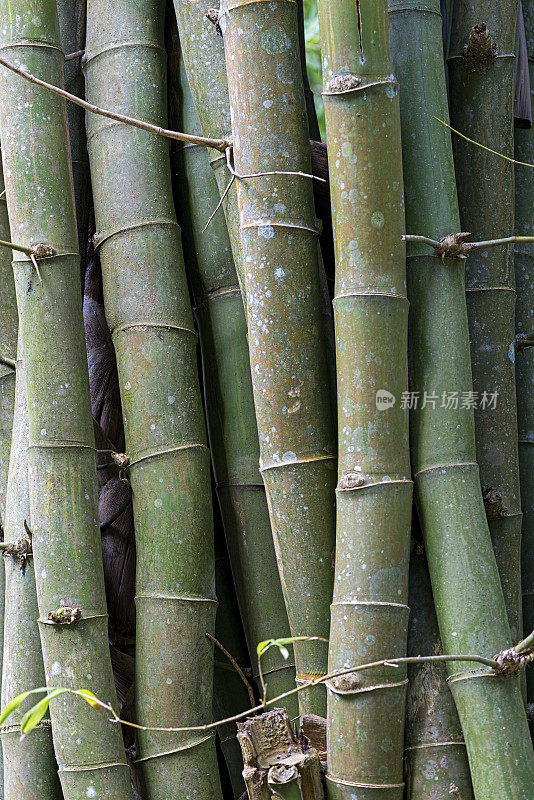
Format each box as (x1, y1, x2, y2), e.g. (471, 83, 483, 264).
(84, 0, 222, 797)
(219, 0, 337, 716)
(169, 51, 298, 709)
(0, 2, 132, 798)
(316, 1, 412, 796)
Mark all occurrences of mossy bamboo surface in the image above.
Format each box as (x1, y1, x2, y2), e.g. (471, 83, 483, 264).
(84, 1, 222, 798)
(1, 346, 62, 800)
(448, 0, 523, 645)
(316, 1, 412, 796)
(387, 1, 473, 796)
(169, 48, 298, 711)
(391, 1, 534, 796)
(0, 154, 16, 800)
(57, 0, 89, 273)
(404, 546, 474, 800)
(0, 2, 132, 798)
(219, 0, 336, 717)
(514, 0, 534, 727)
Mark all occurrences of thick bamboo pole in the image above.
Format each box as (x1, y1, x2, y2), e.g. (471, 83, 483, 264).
(168, 45, 299, 711)
(57, 0, 89, 274)
(316, 1, 412, 796)
(448, 0, 523, 645)
(219, 0, 337, 717)
(514, 0, 534, 729)
(404, 545, 474, 799)
(0, 346, 62, 800)
(386, 1, 473, 796)
(84, 1, 222, 797)
(0, 153, 16, 800)
(389, 3, 534, 794)
(0, 1, 132, 797)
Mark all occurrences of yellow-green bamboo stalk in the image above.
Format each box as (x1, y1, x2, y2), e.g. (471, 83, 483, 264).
(219, 0, 337, 717)
(0, 2, 132, 797)
(316, 0, 413, 796)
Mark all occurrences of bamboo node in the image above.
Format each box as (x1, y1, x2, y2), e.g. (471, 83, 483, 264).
(492, 646, 524, 675)
(3, 519, 32, 572)
(329, 673, 360, 692)
(482, 485, 508, 519)
(325, 73, 361, 93)
(111, 451, 130, 470)
(463, 23, 497, 61)
(47, 605, 82, 625)
(434, 232, 472, 260)
(338, 472, 366, 490)
(31, 242, 56, 259)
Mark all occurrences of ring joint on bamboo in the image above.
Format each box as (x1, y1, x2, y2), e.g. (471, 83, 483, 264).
(58, 761, 130, 773)
(322, 78, 399, 97)
(325, 775, 404, 790)
(326, 677, 409, 695)
(135, 592, 218, 604)
(413, 460, 479, 479)
(404, 740, 467, 752)
(82, 40, 166, 67)
(39, 612, 108, 625)
(127, 442, 209, 468)
(240, 220, 321, 236)
(111, 321, 196, 340)
(135, 734, 215, 764)
(94, 218, 179, 249)
(260, 452, 336, 472)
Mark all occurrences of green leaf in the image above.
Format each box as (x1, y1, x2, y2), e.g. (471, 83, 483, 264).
(0, 687, 48, 725)
(75, 689, 107, 712)
(20, 688, 67, 736)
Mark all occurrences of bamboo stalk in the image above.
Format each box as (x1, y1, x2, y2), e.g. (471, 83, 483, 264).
(404, 544, 474, 799)
(316, 0, 412, 796)
(388, 0, 534, 795)
(57, 0, 90, 283)
(219, 0, 337, 717)
(0, 1, 133, 796)
(514, 0, 534, 731)
(168, 42, 299, 712)
(1, 346, 62, 800)
(448, 0, 523, 645)
(83, 1, 222, 797)
(0, 152, 17, 800)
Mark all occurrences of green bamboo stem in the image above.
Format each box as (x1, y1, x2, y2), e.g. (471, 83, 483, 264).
(0, 1, 132, 797)
(404, 545, 474, 799)
(316, 1, 412, 796)
(57, 0, 90, 279)
(448, 0, 523, 645)
(213, 537, 253, 799)
(83, 1, 222, 798)
(168, 45, 298, 712)
(514, 0, 534, 731)
(1, 347, 62, 800)
(219, 0, 336, 717)
(387, 3, 475, 797)
(388, 0, 534, 796)
(0, 152, 17, 800)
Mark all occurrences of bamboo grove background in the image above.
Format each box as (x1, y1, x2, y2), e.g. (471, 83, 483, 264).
(0, 0, 532, 799)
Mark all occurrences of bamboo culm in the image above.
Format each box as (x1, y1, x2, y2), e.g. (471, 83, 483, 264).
(0, 1, 133, 797)
(514, 0, 534, 733)
(219, 0, 337, 717)
(316, 0, 413, 796)
(1, 345, 62, 800)
(168, 42, 299, 711)
(448, 0, 523, 646)
(392, 0, 534, 795)
(83, 0, 223, 797)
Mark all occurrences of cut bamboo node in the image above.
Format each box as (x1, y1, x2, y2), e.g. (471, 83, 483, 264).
(2, 518, 32, 571)
(111, 451, 130, 470)
(31, 242, 56, 259)
(338, 471, 366, 490)
(492, 646, 526, 676)
(47, 605, 82, 625)
(463, 23, 497, 61)
(482, 485, 508, 519)
(329, 673, 360, 693)
(434, 231, 472, 260)
(325, 73, 361, 93)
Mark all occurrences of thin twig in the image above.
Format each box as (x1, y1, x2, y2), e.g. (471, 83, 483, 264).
(0, 56, 228, 152)
(225, 146, 326, 183)
(202, 174, 235, 233)
(403, 233, 534, 257)
(64, 49, 84, 62)
(515, 628, 534, 654)
(206, 633, 257, 710)
(92, 653, 500, 736)
(0, 355, 15, 370)
(434, 116, 534, 168)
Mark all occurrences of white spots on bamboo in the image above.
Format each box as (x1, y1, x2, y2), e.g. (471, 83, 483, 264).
(51, 661, 62, 676)
(154, 498, 162, 508)
(85, 787, 97, 798)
